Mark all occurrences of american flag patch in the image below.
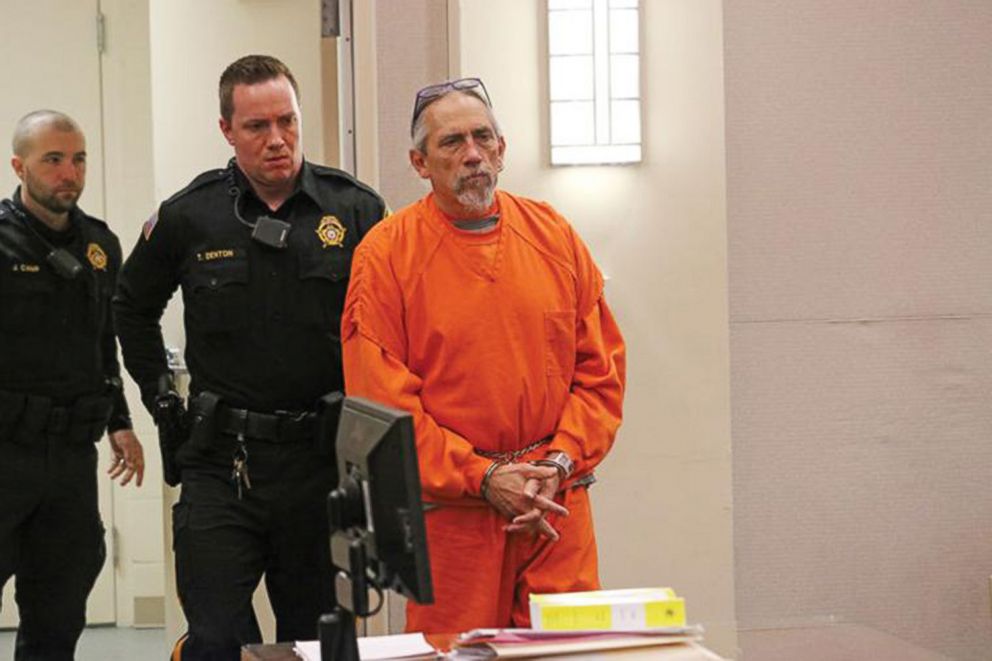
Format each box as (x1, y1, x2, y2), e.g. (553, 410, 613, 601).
(142, 212, 158, 240)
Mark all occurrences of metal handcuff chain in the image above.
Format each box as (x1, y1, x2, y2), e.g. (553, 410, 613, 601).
(473, 436, 552, 463)
(476, 437, 553, 501)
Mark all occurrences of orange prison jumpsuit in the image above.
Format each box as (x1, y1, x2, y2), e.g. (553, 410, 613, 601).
(341, 190, 625, 632)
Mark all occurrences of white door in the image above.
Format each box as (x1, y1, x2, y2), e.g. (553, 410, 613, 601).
(0, 0, 115, 628)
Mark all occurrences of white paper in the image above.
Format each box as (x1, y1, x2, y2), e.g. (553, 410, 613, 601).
(294, 633, 436, 660)
(294, 641, 319, 661)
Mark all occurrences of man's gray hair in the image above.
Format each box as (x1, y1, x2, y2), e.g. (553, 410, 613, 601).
(12, 110, 81, 157)
(411, 89, 502, 154)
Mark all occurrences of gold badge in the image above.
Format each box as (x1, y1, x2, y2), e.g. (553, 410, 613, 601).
(316, 215, 346, 248)
(87, 243, 108, 271)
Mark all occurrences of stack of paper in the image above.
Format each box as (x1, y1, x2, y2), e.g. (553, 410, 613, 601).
(450, 626, 704, 658)
(293, 633, 439, 660)
(530, 587, 686, 631)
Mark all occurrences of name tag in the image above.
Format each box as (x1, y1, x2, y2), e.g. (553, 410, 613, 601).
(197, 249, 237, 262)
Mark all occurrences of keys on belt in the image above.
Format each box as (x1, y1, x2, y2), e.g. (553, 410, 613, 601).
(231, 433, 252, 500)
(217, 406, 314, 499)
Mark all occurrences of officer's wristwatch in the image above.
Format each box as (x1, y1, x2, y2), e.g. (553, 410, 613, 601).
(531, 451, 574, 481)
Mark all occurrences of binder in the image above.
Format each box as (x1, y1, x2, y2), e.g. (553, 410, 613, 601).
(530, 587, 687, 631)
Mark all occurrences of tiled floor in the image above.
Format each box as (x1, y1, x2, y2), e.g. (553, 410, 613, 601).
(0, 626, 165, 660)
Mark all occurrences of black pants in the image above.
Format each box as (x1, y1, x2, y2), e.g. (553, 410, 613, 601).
(0, 435, 105, 661)
(173, 437, 336, 661)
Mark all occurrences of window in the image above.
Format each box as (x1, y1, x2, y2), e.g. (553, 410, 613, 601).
(548, 0, 641, 165)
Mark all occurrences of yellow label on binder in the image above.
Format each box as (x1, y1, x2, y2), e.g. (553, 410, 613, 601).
(541, 604, 613, 630)
(530, 588, 687, 631)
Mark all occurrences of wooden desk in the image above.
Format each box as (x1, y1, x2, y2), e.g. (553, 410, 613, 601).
(241, 637, 728, 660)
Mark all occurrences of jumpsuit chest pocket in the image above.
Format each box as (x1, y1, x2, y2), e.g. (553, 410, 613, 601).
(294, 251, 351, 329)
(0, 274, 57, 332)
(184, 258, 250, 333)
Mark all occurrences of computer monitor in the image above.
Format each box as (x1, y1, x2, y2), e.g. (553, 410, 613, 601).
(327, 396, 433, 606)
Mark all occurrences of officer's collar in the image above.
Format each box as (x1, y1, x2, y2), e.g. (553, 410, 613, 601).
(9, 186, 81, 241)
(297, 161, 324, 206)
(228, 158, 321, 209)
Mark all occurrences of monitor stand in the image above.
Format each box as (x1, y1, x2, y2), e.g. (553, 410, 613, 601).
(320, 529, 370, 661)
(319, 609, 359, 661)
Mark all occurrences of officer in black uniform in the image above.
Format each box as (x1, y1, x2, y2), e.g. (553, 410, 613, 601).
(113, 55, 387, 660)
(0, 110, 144, 661)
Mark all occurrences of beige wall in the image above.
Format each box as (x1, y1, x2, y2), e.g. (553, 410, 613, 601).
(101, 0, 162, 627)
(352, 0, 380, 187)
(374, 0, 450, 209)
(726, 1, 992, 659)
(148, 0, 325, 202)
(454, 1, 737, 655)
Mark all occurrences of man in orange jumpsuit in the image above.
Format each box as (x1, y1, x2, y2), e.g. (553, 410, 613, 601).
(341, 78, 625, 633)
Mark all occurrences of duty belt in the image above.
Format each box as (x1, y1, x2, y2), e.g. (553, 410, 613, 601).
(216, 405, 316, 443)
(473, 436, 552, 463)
(0, 389, 112, 444)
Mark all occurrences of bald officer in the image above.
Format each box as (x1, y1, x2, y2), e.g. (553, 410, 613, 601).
(0, 110, 144, 661)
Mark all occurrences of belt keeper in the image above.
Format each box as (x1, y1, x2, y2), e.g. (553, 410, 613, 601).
(480, 460, 505, 501)
(229, 408, 249, 437)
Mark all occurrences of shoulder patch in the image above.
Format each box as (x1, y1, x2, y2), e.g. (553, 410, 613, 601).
(162, 168, 228, 206)
(142, 211, 159, 240)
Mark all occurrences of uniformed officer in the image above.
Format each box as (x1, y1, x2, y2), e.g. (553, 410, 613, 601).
(113, 55, 387, 660)
(0, 110, 144, 661)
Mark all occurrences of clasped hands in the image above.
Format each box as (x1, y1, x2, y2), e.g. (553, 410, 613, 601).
(483, 463, 569, 541)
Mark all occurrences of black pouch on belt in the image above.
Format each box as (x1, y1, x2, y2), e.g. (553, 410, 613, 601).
(187, 391, 222, 451)
(314, 391, 344, 456)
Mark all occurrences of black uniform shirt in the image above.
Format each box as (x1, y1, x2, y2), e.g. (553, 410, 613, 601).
(0, 189, 131, 431)
(113, 159, 387, 413)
